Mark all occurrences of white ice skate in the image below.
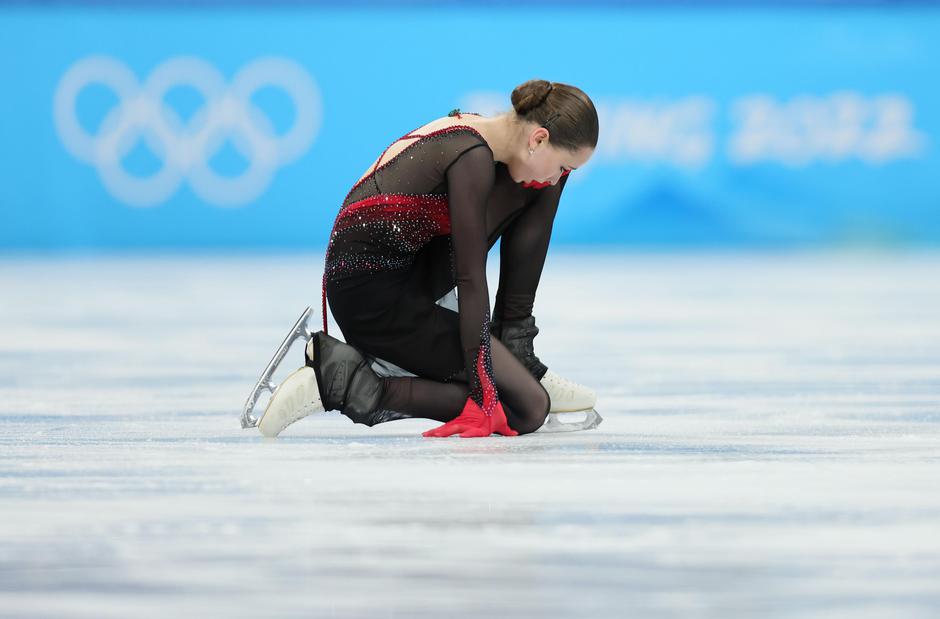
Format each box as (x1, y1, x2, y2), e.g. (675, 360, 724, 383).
(241, 306, 317, 434)
(539, 369, 603, 433)
(257, 365, 324, 437)
(543, 369, 596, 412)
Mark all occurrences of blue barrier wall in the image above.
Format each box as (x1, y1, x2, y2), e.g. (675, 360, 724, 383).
(1, 5, 938, 249)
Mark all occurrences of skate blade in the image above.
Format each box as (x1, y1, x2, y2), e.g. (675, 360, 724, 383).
(537, 409, 603, 433)
(240, 306, 314, 429)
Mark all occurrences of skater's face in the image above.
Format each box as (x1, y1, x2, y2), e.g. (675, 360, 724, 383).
(513, 126, 593, 189)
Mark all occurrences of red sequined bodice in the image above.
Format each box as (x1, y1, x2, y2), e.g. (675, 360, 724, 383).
(321, 113, 492, 333)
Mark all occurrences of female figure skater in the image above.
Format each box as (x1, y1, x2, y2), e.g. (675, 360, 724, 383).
(259, 79, 599, 438)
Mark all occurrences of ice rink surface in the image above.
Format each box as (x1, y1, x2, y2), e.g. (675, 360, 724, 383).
(1, 251, 938, 619)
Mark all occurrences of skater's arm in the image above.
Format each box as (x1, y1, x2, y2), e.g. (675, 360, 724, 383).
(445, 143, 499, 405)
(494, 172, 569, 322)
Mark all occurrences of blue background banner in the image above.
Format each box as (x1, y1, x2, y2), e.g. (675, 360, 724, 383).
(1, 5, 938, 249)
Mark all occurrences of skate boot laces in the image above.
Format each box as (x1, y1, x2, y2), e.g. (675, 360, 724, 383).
(541, 369, 596, 404)
(543, 370, 580, 399)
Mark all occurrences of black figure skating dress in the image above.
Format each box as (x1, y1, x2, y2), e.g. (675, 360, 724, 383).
(321, 111, 571, 434)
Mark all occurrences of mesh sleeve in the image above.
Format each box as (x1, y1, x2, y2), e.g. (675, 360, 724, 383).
(494, 172, 569, 322)
(445, 142, 499, 411)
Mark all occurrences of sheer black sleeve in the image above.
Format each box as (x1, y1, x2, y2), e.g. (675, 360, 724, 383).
(445, 143, 498, 408)
(494, 172, 569, 322)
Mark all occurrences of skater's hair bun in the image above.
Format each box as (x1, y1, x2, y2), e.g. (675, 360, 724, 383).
(511, 79, 599, 151)
(511, 79, 554, 115)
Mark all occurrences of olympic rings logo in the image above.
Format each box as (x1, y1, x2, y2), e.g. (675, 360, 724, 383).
(53, 55, 322, 207)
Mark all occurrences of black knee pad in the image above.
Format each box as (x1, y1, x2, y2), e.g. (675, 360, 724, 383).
(310, 331, 385, 426)
(491, 315, 549, 381)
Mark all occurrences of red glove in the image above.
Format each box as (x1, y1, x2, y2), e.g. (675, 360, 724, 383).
(424, 334, 518, 438)
(422, 396, 518, 438)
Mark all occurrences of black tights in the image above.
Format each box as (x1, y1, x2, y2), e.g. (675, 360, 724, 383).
(377, 335, 550, 435)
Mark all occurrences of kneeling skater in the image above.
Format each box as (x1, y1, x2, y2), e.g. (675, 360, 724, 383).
(259, 79, 599, 438)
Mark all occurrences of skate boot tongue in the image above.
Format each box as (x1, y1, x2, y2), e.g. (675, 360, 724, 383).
(305, 337, 316, 368)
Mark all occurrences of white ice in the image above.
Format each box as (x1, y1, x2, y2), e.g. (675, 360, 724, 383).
(1, 251, 938, 618)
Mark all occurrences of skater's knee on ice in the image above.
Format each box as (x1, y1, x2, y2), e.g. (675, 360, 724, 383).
(509, 385, 550, 436)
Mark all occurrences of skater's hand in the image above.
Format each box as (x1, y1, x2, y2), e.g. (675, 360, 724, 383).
(422, 397, 518, 438)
